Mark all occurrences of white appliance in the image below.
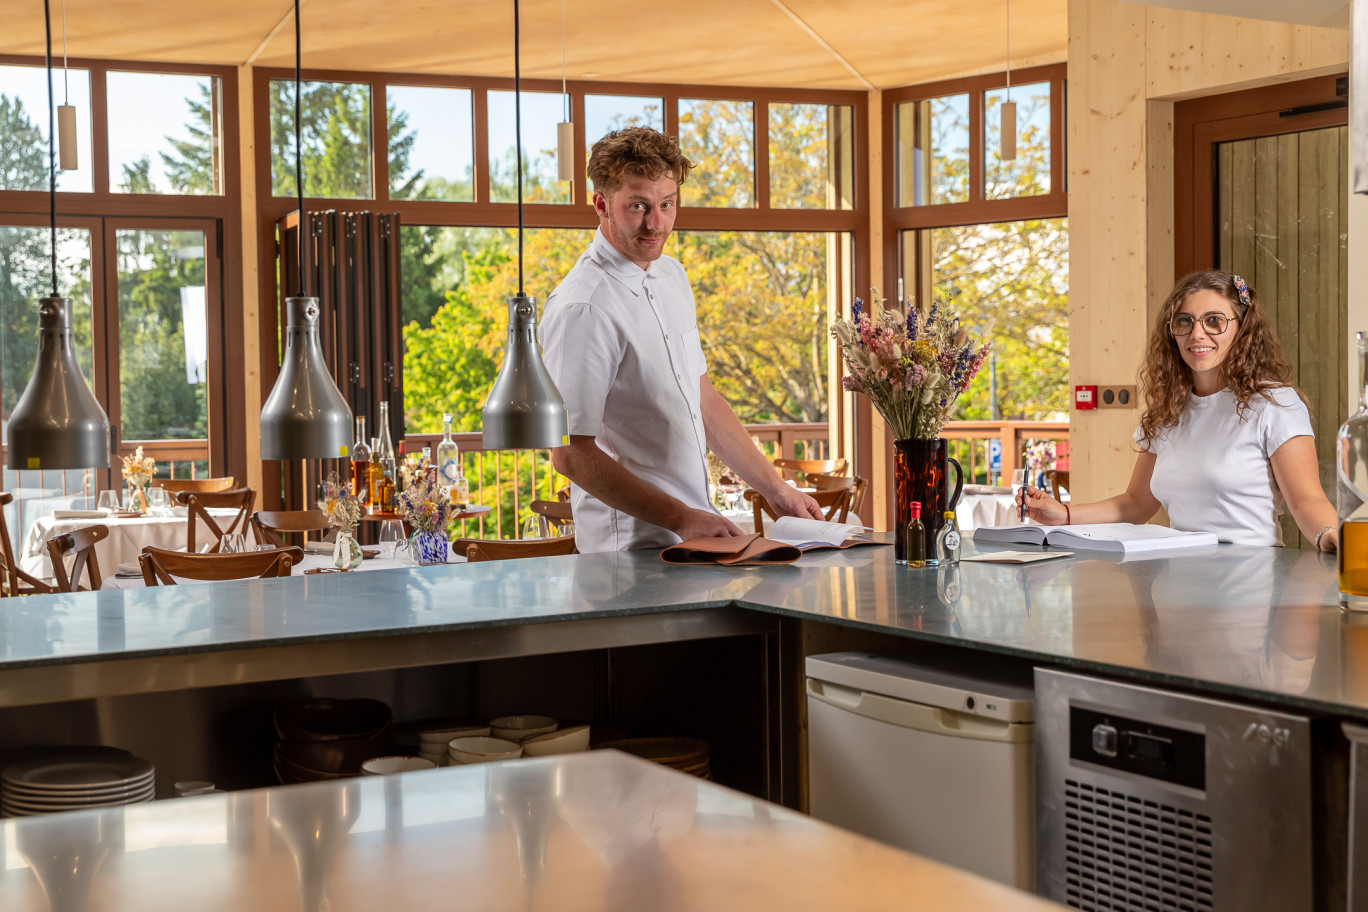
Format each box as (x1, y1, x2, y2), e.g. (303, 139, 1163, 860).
(806, 651, 1036, 889)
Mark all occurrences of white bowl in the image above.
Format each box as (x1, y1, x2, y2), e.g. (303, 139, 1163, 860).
(488, 715, 558, 742)
(417, 750, 448, 767)
(361, 756, 438, 776)
(521, 724, 591, 757)
(447, 736, 523, 765)
(419, 725, 490, 747)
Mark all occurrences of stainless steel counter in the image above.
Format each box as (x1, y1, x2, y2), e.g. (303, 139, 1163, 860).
(0, 542, 1360, 719)
(0, 751, 1068, 911)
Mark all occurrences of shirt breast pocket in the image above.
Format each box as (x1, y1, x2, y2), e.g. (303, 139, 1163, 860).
(681, 328, 706, 380)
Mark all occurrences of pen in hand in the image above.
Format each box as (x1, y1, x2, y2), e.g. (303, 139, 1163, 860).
(1019, 484, 1027, 522)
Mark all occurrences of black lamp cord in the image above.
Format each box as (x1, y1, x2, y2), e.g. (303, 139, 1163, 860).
(514, 0, 524, 296)
(44, 0, 56, 297)
(295, 0, 305, 298)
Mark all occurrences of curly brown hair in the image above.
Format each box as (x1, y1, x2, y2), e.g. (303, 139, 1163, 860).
(1137, 270, 1300, 447)
(587, 127, 693, 196)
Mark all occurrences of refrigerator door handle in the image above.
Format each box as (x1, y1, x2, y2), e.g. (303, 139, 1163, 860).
(806, 678, 1031, 743)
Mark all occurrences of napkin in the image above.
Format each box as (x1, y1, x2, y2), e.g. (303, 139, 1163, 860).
(660, 533, 801, 567)
(304, 540, 335, 554)
(116, 561, 143, 578)
(52, 510, 107, 519)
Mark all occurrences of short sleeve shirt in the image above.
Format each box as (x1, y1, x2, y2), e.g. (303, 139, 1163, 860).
(1136, 386, 1313, 546)
(541, 229, 713, 552)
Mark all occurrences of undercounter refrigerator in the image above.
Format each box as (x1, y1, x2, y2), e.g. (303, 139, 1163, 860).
(805, 651, 1036, 889)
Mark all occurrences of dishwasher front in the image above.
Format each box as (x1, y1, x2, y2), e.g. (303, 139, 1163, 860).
(806, 651, 1036, 890)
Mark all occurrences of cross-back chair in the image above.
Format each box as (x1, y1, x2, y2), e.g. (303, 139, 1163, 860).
(772, 457, 848, 484)
(139, 546, 304, 586)
(155, 476, 238, 495)
(807, 473, 869, 518)
(0, 492, 55, 596)
(1044, 470, 1070, 501)
(744, 487, 855, 535)
(251, 509, 332, 548)
(455, 536, 578, 562)
(46, 524, 110, 592)
(176, 488, 256, 553)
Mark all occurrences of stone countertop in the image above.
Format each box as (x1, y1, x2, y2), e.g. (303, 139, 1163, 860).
(0, 751, 1068, 912)
(1, 540, 1363, 719)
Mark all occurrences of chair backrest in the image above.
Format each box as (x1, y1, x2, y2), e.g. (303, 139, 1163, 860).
(155, 476, 238, 494)
(529, 500, 574, 533)
(251, 509, 331, 548)
(745, 488, 854, 534)
(808, 473, 869, 518)
(139, 546, 304, 586)
(772, 458, 849, 483)
(177, 488, 256, 553)
(456, 536, 578, 562)
(1045, 470, 1070, 501)
(0, 492, 55, 596)
(46, 524, 110, 592)
(554, 486, 571, 503)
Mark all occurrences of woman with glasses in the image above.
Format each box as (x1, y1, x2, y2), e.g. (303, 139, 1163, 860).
(1019, 270, 1338, 551)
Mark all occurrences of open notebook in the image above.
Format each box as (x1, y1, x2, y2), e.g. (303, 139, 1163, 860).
(767, 516, 879, 551)
(973, 522, 1218, 554)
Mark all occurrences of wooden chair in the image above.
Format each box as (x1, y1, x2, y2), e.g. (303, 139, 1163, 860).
(139, 546, 304, 586)
(554, 486, 572, 503)
(0, 493, 56, 596)
(251, 509, 332, 548)
(455, 536, 578, 562)
(772, 458, 848, 483)
(176, 488, 256, 553)
(744, 488, 854, 534)
(808, 473, 869, 519)
(155, 476, 238, 495)
(1044, 470, 1070, 501)
(529, 500, 574, 535)
(46, 525, 110, 592)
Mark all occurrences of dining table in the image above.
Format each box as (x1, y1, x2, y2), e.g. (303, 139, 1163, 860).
(18, 508, 244, 583)
(100, 543, 466, 590)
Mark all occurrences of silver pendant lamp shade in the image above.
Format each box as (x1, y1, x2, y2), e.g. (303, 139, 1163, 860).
(8, 0, 109, 471)
(259, 296, 353, 459)
(6, 296, 109, 470)
(480, 0, 568, 450)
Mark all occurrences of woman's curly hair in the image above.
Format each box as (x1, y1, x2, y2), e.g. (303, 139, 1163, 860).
(1137, 270, 1300, 447)
(587, 127, 693, 196)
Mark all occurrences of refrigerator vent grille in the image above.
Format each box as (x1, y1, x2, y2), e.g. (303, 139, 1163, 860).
(1062, 779, 1214, 911)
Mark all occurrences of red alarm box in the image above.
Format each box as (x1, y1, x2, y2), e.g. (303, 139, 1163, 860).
(1074, 385, 1098, 410)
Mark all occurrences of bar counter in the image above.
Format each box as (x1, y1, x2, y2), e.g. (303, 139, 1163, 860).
(0, 752, 1068, 911)
(0, 541, 1357, 720)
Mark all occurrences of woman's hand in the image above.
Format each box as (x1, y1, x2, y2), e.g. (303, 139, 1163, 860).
(1318, 526, 1338, 553)
(1017, 485, 1070, 525)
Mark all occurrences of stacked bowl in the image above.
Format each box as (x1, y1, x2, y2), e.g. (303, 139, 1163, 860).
(2, 749, 156, 817)
(598, 737, 711, 779)
(273, 698, 392, 784)
(416, 723, 490, 767)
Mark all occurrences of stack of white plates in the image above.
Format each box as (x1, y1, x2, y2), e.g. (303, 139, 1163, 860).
(2, 753, 156, 817)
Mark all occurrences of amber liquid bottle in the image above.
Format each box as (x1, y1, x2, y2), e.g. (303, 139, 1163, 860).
(350, 417, 371, 507)
(901, 501, 927, 568)
(1339, 331, 1368, 609)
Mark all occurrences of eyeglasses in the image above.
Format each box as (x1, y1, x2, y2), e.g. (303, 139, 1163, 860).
(1169, 312, 1236, 337)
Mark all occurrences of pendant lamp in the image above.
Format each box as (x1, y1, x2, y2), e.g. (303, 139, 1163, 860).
(481, 0, 569, 451)
(1000, 0, 1017, 162)
(556, 0, 573, 183)
(6, 0, 109, 472)
(57, 0, 76, 170)
(258, 0, 353, 460)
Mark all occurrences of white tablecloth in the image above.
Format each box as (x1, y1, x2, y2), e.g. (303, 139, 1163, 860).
(956, 486, 1020, 531)
(20, 509, 241, 582)
(100, 547, 461, 590)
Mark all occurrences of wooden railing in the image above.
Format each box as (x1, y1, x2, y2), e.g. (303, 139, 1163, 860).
(939, 421, 1071, 486)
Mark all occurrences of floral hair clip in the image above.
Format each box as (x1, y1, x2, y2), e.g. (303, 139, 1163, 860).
(1232, 275, 1252, 309)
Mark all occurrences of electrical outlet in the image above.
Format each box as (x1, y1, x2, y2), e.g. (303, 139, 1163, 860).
(1098, 385, 1136, 409)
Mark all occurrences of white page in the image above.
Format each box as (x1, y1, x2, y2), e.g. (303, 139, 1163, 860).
(770, 515, 871, 548)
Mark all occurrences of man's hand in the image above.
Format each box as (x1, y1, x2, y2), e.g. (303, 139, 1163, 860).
(766, 486, 825, 521)
(673, 508, 747, 541)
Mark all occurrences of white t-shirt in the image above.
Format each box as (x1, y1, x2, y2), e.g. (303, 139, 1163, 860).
(541, 229, 714, 553)
(1135, 386, 1313, 546)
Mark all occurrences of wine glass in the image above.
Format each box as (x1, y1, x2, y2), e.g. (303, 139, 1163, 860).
(522, 515, 547, 540)
(220, 533, 246, 554)
(146, 486, 169, 515)
(379, 519, 406, 560)
(97, 490, 119, 514)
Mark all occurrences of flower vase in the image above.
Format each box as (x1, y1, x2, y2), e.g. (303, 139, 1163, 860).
(413, 529, 449, 565)
(332, 530, 364, 570)
(893, 438, 965, 566)
(127, 484, 150, 515)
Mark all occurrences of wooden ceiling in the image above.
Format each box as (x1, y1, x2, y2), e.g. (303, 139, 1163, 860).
(0, 0, 1067, 90)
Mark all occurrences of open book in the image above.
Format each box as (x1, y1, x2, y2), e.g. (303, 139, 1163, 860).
(972, 522, 1218, 554)
(768, 516, 880, 551)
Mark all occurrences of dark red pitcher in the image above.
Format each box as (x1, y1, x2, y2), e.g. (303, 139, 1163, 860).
(893, 438, 964, 564)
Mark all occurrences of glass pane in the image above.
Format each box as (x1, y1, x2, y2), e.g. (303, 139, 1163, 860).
(678, 98, 755, 208)
(902, 218, 1069, 421)
(269, 79, 373, 199)
(0, 64, 93, 193)
(108, 71, 221, 195)
(387, 85, 474, 202)
(400, 225, 593, 433)
(670, 230, 848, 424)
(487, 91, 570, 204)
(584, 93, 664, 187)
(895, 93, 969, 206)
(116, 229, 208, 441)
(984, 81, 1051, 200)
(768, 103, 853, 210)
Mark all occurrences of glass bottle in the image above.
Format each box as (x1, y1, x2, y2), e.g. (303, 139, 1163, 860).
(437, 413, 461, 491)
(1338, 331, 1368, 610)
(900, 501, 926, 568)
(935, 510, 961, 564)
(376, 401, 398, 490)
(369, 436, 384, 507)
(350, 417, 371, 507)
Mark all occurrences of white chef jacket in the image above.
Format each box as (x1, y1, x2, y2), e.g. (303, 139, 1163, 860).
(541, 228, 714, 552)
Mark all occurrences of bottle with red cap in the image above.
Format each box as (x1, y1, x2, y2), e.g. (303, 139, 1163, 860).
(901, 501, 927, 568)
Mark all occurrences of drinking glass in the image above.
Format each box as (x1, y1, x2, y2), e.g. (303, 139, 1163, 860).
(146, 487, 169, 515)
(557, 520, 575, 538)
(256, 543, 278, 552)
(220, 533, 246, 554)
(97, 490, 119, 513)
(380, 520, 406, 560)
(522, 516, 547, 540)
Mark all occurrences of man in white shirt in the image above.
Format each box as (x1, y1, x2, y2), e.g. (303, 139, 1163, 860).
(542, 127, 822, 552)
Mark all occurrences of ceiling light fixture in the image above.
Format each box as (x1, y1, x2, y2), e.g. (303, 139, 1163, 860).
(480, 0, 569, 451)
(57, 0, 75, 170)
(258, 0, 353, 460)
(6, 0, 109, 471)
(1000, 0, 1017, 162)
(556, 0, 573, 182)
